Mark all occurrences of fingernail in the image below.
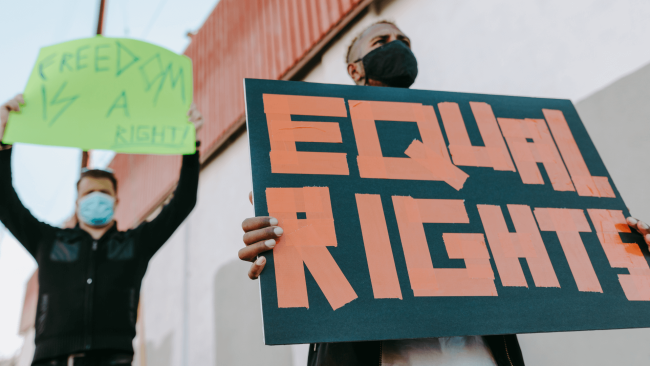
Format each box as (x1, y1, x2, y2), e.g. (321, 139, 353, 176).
(628, 217, 638, 225)
(640, 222, 649, 230)
(255, 256, 266, 265)
(274, 227, 283, 236)
(269, 217, 278, 226)
(265, 239, 276, 248)
(645, 234, 650, 241)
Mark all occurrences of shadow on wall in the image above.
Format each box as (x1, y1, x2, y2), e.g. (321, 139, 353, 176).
(146, 332, 173, 366)
(215, 260, 293, 366)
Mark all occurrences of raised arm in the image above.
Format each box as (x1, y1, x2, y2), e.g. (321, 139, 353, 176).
(137, 103, 203, 259)
(0, 94, 54, 257)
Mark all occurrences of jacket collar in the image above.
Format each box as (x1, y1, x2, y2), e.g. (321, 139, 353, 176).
(73, 221, 119, 242)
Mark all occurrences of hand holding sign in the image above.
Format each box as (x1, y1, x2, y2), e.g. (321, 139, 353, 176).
(2, 36, 195, 155)
(187, 102, 204, 132)
(0, 94, 24, 150)
(627, 217, 650, 249)
(240, 191, 283, 280)
(245, 79, 650, 345)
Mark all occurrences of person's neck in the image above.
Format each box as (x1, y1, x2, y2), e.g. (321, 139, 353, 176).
(79, 220, 115, 240)
(366, 78, 388, 87)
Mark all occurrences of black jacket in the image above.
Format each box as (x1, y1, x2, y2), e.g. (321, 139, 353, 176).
(307, 334, 525, 366)
(0, 148, 199, 362)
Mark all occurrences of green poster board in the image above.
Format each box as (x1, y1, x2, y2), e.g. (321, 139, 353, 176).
(2, 36, 195, 155)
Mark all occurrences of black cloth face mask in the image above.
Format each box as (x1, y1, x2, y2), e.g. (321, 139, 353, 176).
(357, 40, 418, 88)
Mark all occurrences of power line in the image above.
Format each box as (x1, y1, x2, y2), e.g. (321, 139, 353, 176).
(141, 0, 170, 38)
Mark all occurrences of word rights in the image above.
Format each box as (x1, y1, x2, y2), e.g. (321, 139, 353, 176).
(262, 94, 647, 307)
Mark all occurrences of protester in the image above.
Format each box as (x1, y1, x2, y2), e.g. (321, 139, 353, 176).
(237, 21, 650, 366)
(0, 95, 203, 366)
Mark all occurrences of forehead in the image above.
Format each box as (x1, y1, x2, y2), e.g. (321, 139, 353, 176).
(78, 176, 115, 195)
(359, 23, 405, 43)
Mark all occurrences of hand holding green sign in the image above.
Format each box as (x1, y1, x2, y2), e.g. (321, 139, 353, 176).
(2, 36, 196, 155)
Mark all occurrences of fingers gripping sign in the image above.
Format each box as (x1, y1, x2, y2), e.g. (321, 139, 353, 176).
(627, 217, 650, 249)
(187, 102, 204, 131)
(240, 191, 283, 280)
(1, 94, 24, 149)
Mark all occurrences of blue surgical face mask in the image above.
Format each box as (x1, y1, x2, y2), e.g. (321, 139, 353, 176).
(78, 192, 115, 227)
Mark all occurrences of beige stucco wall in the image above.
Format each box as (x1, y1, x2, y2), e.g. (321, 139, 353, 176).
(137, 132, 297, 366)
(137, 1, 650, 365)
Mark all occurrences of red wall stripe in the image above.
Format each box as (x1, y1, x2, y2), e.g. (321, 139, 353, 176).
(110, 0, 367, 229)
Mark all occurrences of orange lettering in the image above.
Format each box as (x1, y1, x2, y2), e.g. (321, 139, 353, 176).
(534, 208, 602, 292)
(497, 118, 575, 192)
(355, 194, 402, 299)
(438, 102, 515, 171)
(349, 101, 468, 190)
(263, 94, 349, 175)
(543, 109, 615, 198)
(478, 204, 560, 288)
(587, 209, 650, 301)
(266, 187, 358, 310)
(392, 196, 497, 296)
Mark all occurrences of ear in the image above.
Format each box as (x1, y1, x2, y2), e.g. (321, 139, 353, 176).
(347, 62, 365, 85)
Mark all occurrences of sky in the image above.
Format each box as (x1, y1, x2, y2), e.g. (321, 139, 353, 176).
(0, 0, 218, 359)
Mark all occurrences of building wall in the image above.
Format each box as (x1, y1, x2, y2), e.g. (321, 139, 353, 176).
(138, 1, 650, 366)
(137, 132, 307, 366)
(575, 62, 650, 222)
(110, 0, 371, 230)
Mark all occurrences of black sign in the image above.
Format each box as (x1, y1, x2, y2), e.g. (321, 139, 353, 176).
(245, 78, 649, 345)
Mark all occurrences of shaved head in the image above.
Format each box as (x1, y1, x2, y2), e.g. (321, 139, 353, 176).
(346, 21, 413, 86)
(346, 21, 403, 63)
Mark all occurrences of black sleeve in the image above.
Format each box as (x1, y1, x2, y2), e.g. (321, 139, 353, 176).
(0, 148, 55, 258)
(137, 151, 200, 259)
(483, 334, 526, 366)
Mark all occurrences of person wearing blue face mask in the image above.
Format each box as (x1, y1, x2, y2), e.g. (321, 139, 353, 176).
(78, 188, 116, 226)
(0, 95, 204, 366)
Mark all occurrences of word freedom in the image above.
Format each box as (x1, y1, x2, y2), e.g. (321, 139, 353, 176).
(37, 40, 187, 123)
(4, 37, 195, 155)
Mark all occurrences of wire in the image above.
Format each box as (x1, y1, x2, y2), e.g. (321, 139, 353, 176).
(123, 0, 130, 36)
(141, 0, 170, 38)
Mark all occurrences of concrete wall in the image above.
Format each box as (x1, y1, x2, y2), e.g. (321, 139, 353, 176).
(138, 1, 650, 365)
(137, 132, 296, 366)
(575, 63, 650, 221)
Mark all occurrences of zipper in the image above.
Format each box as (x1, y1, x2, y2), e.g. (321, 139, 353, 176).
(378, 341, 382, 366)
(503, 335, 514, 366)
(83, 240, 99, 349)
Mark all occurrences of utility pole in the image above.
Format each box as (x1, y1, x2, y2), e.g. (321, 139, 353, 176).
(96, 0, 107, 35)
(81, 0, 107, 168)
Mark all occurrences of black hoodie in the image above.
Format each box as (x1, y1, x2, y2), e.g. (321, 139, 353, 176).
(0, 148, 199, 362)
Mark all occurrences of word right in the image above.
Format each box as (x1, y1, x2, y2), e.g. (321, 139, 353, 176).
(268, 187, 648, 311)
